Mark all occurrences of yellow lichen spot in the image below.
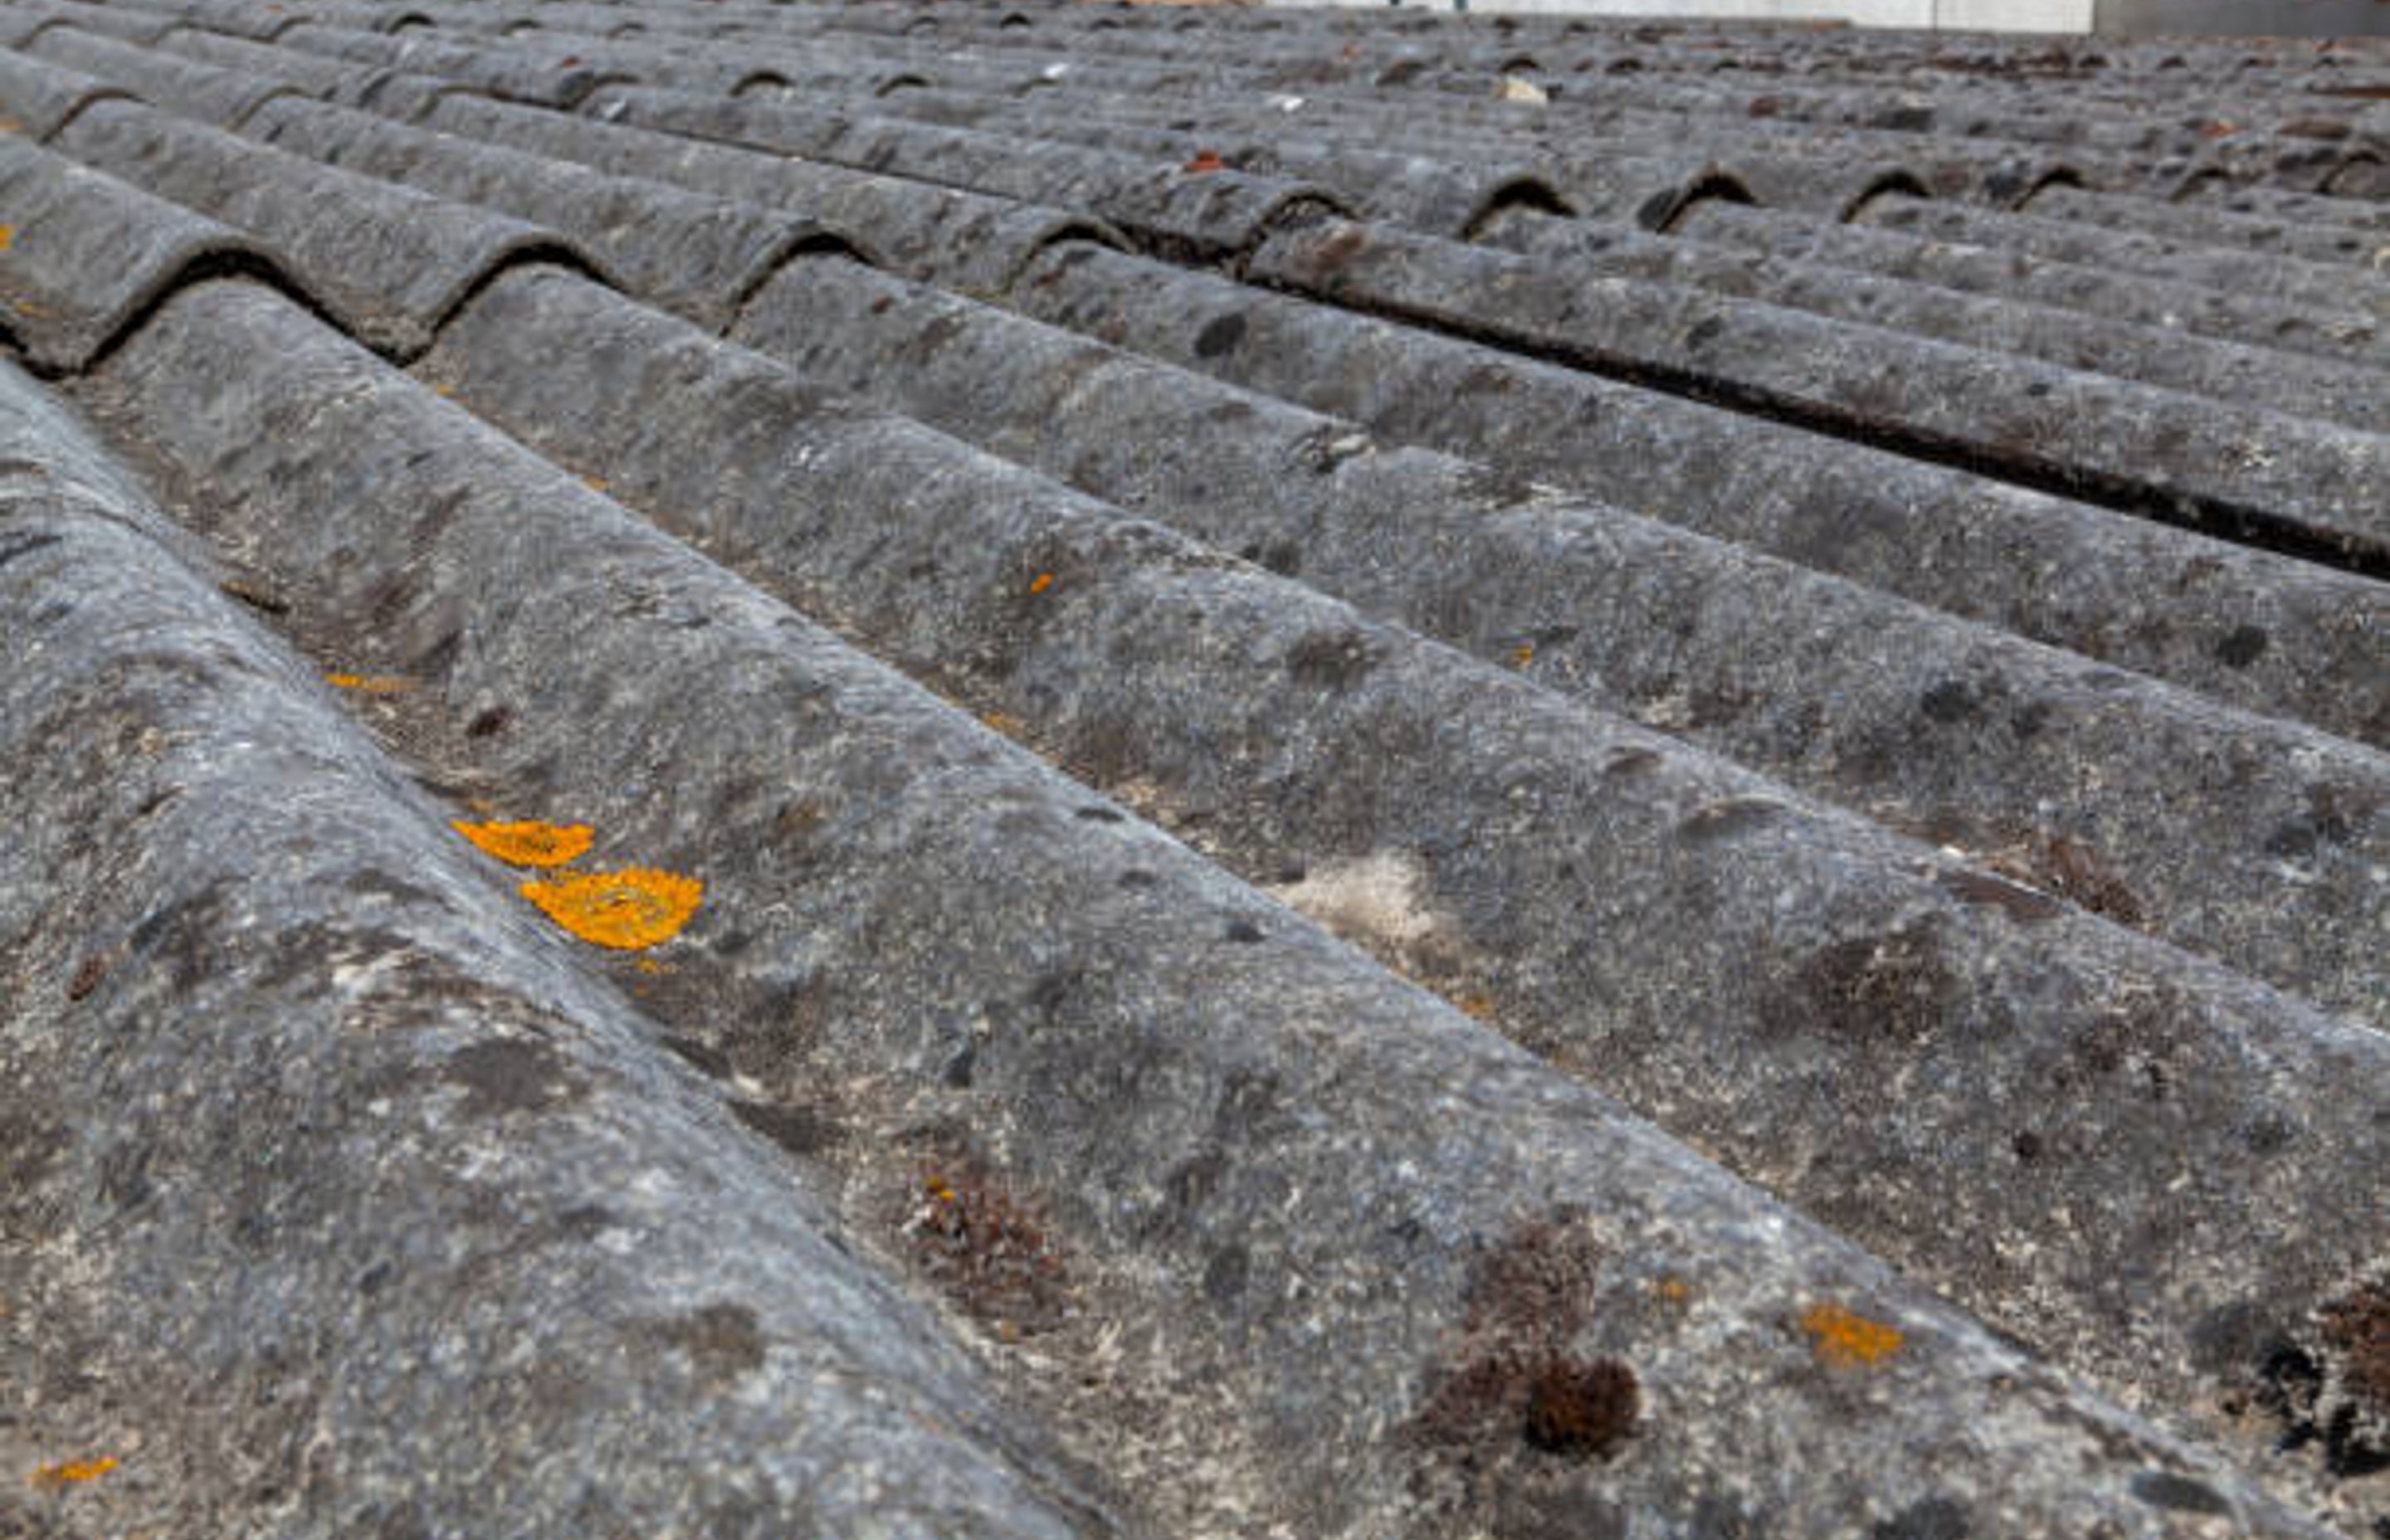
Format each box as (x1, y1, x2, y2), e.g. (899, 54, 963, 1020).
(0, 225, 16, 252)
(978, 711, 1026, 738)
(1027, 572, 1055, 596)
(1512, 643, 1534, 668)
(632, 956, 664, 976)
(0, 119, 22, 135)
(923, 1171, 958, 1205)
(30, 1456, 117, 1488)
(430, 382, 456, 398)
(1802, 1303, 1905, 1368)
(324, 672, 410, 695)
(581, 475, 609, 494)
(451, 818, 594, 869)
(1651, 1276, 1694, 1309)
(520, 868, 701, 950)
(1456, 993, 1499, 1021)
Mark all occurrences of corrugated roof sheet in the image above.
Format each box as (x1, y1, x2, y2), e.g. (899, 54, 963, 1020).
(0, 2, 2381, 1538)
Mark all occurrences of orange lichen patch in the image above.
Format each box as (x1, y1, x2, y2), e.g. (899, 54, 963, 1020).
(324, 672, 410, 695)
(581, 475, 610, 494)
(0, 119, 22, 135)
(1651, 1276, 1694, 1309)
(0, 225, 16, 252)
(30, 1456, 117, 1488)
(1183, 149, 1227, 174)
(521, 868, 702, 950)
(1802, 1303, 1905, 1368)
(1027, 571, 1056, 595)
(1511, 643, 1534, 668)
(979, 711, 1027, 739)
(430, 383, 456, 398)
(1455, 992, 1499, 1021)
(451, 818, 595, 869)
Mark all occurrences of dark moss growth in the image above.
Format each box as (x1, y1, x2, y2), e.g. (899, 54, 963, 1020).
(2027, 836, 2144, 927)
(2256, 1274, 2390, 1479)
(2127, 1470, 2228, 1515)
(1760, 925, 1954, 1045)
(1521, 1357, 1639, 1458)
(1406, 1213, 1637, 1494)
(910, 1158, 1071, 1338)
(1284, 627, 1375, 693)
(2321, 1282, 2390, 1416)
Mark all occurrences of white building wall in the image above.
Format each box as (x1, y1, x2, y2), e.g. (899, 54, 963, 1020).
(1305, 0, 2100, 31)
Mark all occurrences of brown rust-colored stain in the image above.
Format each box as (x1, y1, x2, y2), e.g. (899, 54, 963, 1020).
(2321, 1280, 2390, 1421)
(1306, 222, 1373, 275)
(66, 953, 108, 1001)
(909, 1158, 1070, 1338)
(1407, 1214, 1638, 1473)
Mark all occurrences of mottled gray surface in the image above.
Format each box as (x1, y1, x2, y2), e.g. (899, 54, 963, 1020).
(0, 43, 131, 134)
(409, 262, 2390, 1442)
(27, 23, 309, 127)
(0, 128, 286, 370)
(45, 95, 608, 355)
(0, 354, 1127, 1540)
(1248, 215, 2390, 568)
(64, 272, 2344, 1540)
(2027, 181, 2390, 272)
(1482, 209, 2388, 435)
(1670, 200, 2383, 369)
(245, 94, 860, 330)
(1858, 195, 2390, 323)
(582, 83, 1352, 266)
(420, 87, 1128, 294)
(733, 251, 2389, 1016)
(997, 241, 2390, 747)
(0, 2, 2380, 1533)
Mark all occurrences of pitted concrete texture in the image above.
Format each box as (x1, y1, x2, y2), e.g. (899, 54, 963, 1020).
(0, 2, 2381, 1536)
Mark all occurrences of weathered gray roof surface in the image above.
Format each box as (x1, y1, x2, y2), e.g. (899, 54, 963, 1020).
(0, 2, 2382, 1538)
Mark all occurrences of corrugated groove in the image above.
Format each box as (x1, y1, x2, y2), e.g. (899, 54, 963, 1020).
(729, 249, 2388, 1016)
(0, 351, 1130, 1540)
